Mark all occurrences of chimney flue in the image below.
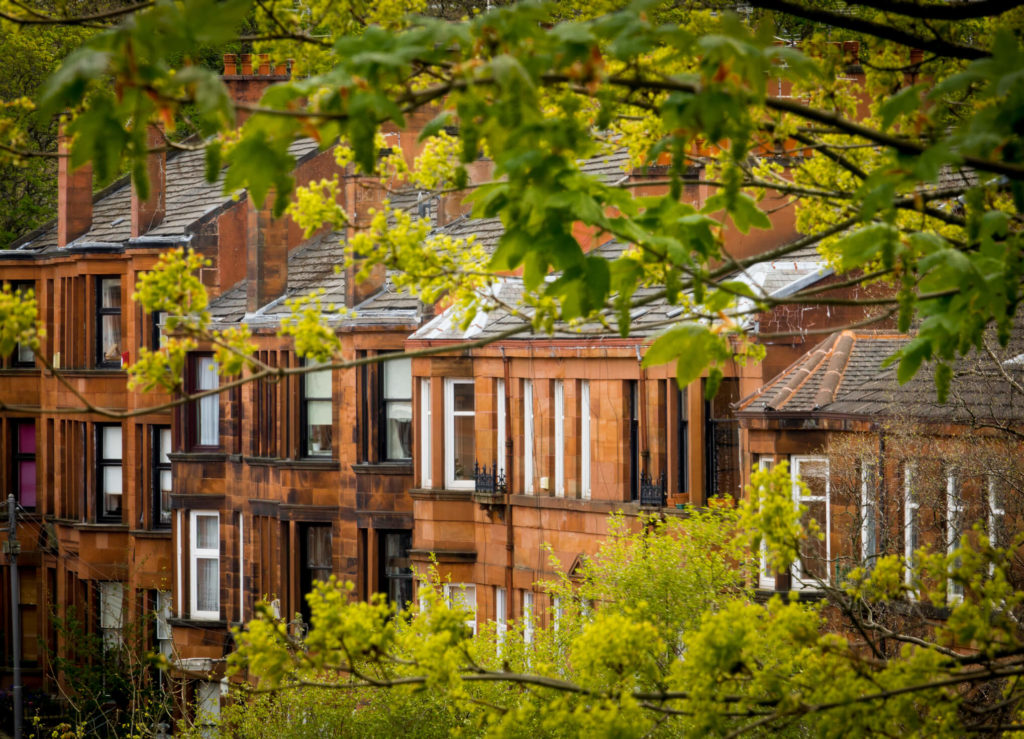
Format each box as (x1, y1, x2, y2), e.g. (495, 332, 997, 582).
(57, 125, 93, 247)
(246, 192, 289, 313)
(131, 123, 166, 238)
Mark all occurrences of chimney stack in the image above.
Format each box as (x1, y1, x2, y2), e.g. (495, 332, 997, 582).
(246, 192, 289, 313)
(131, 124, 166, 237)
(222, 53, 291, 129)
(57, 125, 93, 247)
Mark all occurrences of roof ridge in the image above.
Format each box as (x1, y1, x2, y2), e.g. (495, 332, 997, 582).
(812, 330, 856, 409)
(765, 332, 841, 411)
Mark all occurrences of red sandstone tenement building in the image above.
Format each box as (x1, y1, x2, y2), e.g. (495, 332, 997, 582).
(2, 46, 994, 727)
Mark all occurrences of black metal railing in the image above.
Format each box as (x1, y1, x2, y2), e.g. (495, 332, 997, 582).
(474, 462, 506, 494)
(639, 471, 666, 507)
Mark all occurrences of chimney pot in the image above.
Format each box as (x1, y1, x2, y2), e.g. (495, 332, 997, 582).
(275, 62, 288, 76)
(258, 54, 271, 75)
(223, 53, 237, 76)
(240, 53, 253, 75)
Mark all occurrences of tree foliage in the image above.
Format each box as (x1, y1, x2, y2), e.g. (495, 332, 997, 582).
(1, 0, 1022, 398)
(211, 463, 1024, 736)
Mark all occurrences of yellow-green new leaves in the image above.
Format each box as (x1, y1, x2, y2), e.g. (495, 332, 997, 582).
(279, 289, 344, 363)
(741, 461, 805, 575)
(0, 283, 40, 361)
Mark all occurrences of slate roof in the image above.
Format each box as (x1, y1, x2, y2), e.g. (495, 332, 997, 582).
(578, 147, 631, 183)
(9, 138, 320, 254)
(737, 328, 1024, 426)
(737, 331, 909, 414)
(410, 234, 831, 343)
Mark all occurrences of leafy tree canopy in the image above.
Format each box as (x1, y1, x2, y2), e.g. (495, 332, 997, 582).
(2, 3, 1024, 733)
(0, 0, 1022, 399)
(209, 465, 1024, 737)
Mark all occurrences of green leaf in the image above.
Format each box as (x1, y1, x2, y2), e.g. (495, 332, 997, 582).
(879, 84, 926, 130)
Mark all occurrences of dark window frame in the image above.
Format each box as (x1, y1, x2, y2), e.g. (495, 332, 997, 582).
(628, 380, 639, 501)
(150, 310, 169, 352)
(379, 356, 412, 462)
(9, 281, 36, 367)
(152, 425, 172, 528)
(186, 353, 219, 451)
(13, 418, 37, 510)
(677, 385, 688, 494)
(703, 378, 741, 503)
(300, 360, 333, 458)
(95, 276, 123, 369)
(96, 422, 123, 522)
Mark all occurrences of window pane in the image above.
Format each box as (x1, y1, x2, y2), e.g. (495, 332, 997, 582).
(196, 559, 219, 613)
(198, 358, 218, 390)
(383, 357, 411, 400)
(18, 422, 35, 454)
(453, 381, 474, 413)
(159, 470, 172, 524)
(196, 515, 218, 550)
(19, 460, 36, 508)
(100, 278, 121, 309)
(101, 315, 122, 362)
(102, 426, 122, 460)
(307, 526, 332, 569)
(306, 367, 331, 399)
(103, 465, 122, 495)
(798, 460, 828, 498)
(453, 415, 474, 480)
(16, 341, 33, 364)
(799, 501, 828, 581)
(159, 427, 172, 463)
(306, 399, 333, 455)
(386, 401, 412, 459)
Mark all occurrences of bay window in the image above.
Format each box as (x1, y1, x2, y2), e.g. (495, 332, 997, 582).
(190, 511, 220, 620)
(444, 379, 475, 489)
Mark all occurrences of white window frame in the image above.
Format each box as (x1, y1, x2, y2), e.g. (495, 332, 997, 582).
(947, 469, 964, 601)
(524, 380, 534, 494)
(552, 595, 563, 632)
(99, 581, 124, 650)
(522, 590, 534, 644)
(444, 378, 475, 490)
(553, 380, 565, 497)
(495, 586, 507, 650)
(196, 680, 221, 739)
(580, 381, 591, 500)
(190, 511, 220, 621)
(904, 463, 919, 587)
(861, 461, 878, 568)
(156, 590, 173, 657)
(497, 379, 506, 477)
(791, 456, 830, 590)
(420, 378, 431, 488)
(756, 456, 775, 589)
(443, 582, 477, 634)
(988, 475, 1006, 548)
